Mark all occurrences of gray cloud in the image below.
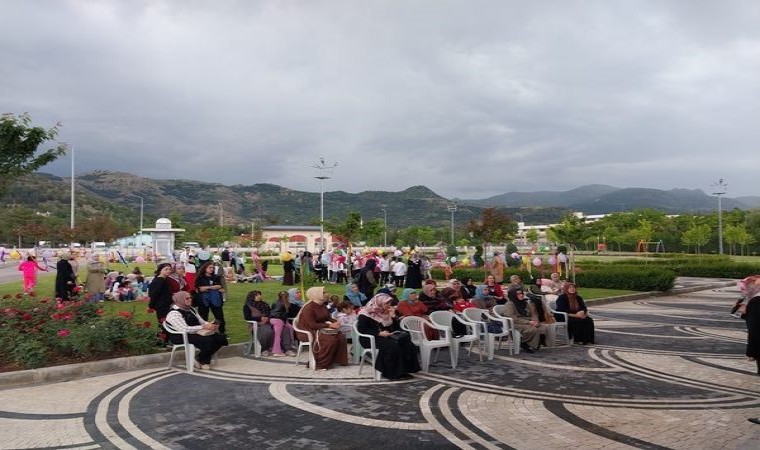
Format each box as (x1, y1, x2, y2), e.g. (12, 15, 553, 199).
(2, 0, 759, 200)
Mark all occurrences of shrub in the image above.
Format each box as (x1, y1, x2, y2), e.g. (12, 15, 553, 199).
(574, 266, 676, 291)
(0, 296, 157, 370)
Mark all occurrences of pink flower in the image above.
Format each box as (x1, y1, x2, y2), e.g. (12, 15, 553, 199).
(118, 311, 134, 319)
(57, 329, 71, 338)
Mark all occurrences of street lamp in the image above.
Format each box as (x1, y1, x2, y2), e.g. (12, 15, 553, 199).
(129, 194, 144, 246)
(313, 157, 338, 251)
(447, 203, 457, 245)
(712, 179, 728, 255)
(381, 208, 387, 247)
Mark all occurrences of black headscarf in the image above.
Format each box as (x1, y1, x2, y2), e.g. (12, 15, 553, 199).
(507, 289, 530, 317)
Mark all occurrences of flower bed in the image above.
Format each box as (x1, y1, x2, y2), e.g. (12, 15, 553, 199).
(0, 293, 158, 370)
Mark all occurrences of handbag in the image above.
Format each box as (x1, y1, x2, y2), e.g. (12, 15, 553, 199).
(486, 320, 503, 334)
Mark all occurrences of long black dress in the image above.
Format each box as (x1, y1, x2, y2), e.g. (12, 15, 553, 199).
(743, 296, 760, 374)
(55, 259, 76, 300)
(555, 293, 595, 344)
(405, 258, 422, 289)
(356, 314, 420, 380)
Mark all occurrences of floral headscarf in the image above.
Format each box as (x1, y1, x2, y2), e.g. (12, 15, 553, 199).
(741, 275, 760, 300)
(359, 293, 394, 326)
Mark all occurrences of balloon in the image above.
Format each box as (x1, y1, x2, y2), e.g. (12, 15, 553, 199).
(450, 256, 457, 263)
(135, 256, 145, 263)
(548, 256, 557, 265)
(510, 252, 519, 260)
(532, 257, 543, 267)
(558, 253, 567, 263)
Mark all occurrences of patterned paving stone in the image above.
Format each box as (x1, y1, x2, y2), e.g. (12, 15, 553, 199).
(1, 284, 760, 449)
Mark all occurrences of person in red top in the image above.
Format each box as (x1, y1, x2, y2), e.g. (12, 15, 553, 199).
(452, 296, 476, 313)
(484, 274, 505, 304)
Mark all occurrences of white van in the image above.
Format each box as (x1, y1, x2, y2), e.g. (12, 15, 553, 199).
(92, 242, 107, 250)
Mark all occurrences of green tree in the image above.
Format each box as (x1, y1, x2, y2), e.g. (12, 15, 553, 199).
(525, 229, 539, 245)
(466, 208, 517, 244)
(681, 223, 711, 254)
(548, 214, 585, 246)
(0, 113, 68, 197)
(325, 212, 363, 272)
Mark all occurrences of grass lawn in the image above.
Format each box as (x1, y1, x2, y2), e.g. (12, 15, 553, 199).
(0, 262, 639, 345)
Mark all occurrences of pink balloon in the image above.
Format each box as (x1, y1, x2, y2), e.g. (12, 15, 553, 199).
(532, 257, 542, 267)
(510, 252, 519, 259)
(558, 253, 567, 263)
(135, 256, 145, 263)
(548, 256, 557, 265)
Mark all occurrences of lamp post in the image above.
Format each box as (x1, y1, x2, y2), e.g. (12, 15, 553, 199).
(381, 208, 387, 247)
(447, 203, 457, 245)
(129, 194, 144, 246)
(712, 179, 728, 255)
(313, 157, 338, 251)
(218, 202, 224, 227)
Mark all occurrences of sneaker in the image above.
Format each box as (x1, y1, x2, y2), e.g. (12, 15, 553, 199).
(201, 364, 211, 370)
(285, 350, 296, 357)
(272, 353, 286, 357)
(261, 350, 271, 357)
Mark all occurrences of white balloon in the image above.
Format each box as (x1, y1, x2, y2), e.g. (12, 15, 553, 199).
(450, 256, 457, 263)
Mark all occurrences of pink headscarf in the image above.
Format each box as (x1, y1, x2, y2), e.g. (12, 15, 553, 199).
(359, 293, 394, 327)
(740, 275, 760, 300)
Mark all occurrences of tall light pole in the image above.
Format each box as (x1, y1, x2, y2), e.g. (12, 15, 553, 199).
(447, 203, 457, 245)
(381, 208, 387, 247)
(70, 145, 75, 230)
(712, 179, 728, 255)
(313, 157, 338, 251)
(130, 194, 144, 245)
(219, 202, 224, 227)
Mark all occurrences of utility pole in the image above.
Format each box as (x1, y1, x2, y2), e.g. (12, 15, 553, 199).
(447, 203, 457, 245)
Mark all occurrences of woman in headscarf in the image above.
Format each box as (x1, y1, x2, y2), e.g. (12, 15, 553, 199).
(396, 289, 427, 318)
(554, 282, 594, 345)
(288, 287, 305, 307)
(344, 283, 367, 308)
(357, 293, 421, 380)
(737, 275, 760, 375)
(282, 252, 295, 286)
(404, 253, 423, 289)
(167, 263, 189, 293)
(242, 290, 275, 357)
(295, 286, 348, 370)
(489, 251, 505, 283)
(504, 289, 550, 353)
(356, 258, 378, 300)
(460, 277, 477, 300)
(484, 274, 505, 304)
(55, 252, 77, 300)
(165, 291, 228, 370)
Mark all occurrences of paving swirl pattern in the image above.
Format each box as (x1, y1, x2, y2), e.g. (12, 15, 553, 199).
(1, 286, 760, 449)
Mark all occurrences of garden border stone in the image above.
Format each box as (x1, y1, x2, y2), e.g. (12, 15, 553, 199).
(0, 342, 247, 389)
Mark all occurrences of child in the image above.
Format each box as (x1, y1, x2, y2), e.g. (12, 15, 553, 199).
(18, 256, 48, 293)
(327, 294, 342, 317)
(452, 296, 476, 313)
(334, 300, 358, 335)
(115, 280, 136, 301)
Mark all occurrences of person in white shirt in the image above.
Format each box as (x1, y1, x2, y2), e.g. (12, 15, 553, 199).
(379, 254, 391, 285)
(392, 258, 407, 288)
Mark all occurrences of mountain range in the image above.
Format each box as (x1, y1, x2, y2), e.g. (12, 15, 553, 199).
(2, 171, 758, 229)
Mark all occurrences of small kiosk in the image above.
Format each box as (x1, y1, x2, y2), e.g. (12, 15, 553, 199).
(142, 218, 185, 260)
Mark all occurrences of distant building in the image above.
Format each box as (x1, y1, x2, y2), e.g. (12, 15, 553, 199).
(261, 225, 333, 253)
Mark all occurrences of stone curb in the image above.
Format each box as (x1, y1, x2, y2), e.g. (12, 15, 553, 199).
(586, 280, 737, 306)
(0, 343, 249, 390)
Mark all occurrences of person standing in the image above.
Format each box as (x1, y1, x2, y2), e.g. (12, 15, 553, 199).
(195, 262, 227, 335)
(405, 253, 422, 289)
(489, 251, 505, 283)
(54, 252, 77, 300)
(84, 254, 106, 301)
(738, 275, 760, 376)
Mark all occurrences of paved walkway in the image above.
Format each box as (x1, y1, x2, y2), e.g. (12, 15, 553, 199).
(1, 285, 759, 449)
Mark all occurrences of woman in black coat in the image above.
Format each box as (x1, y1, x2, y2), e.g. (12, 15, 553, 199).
(356, 258, 378, 302)
(739, 275, 760, 375)
(54, 252, 77, 300)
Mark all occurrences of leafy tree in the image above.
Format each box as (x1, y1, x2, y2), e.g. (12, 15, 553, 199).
(466, 208, 517, 244)
(681, 224, 711, 254)
(548, 214, 584, 246)
(357, 218, 385, 245)
(325, 212, 363, 272)
(0, 113, 67, 196)
(525, 229, 539, 245)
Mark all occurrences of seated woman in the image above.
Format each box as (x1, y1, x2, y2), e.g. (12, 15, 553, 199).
(295, 286, 349, 370)
(554, 283, 595, 345)
(396, 288, 436, 340)
(242, 290, 276, 357)
(528, 291, 558, 347)
(472, 285, 496, 310)
(419, 280, 450, 312)
(344, 283, 367, 308)
(270, 291, 298, 357)
(165, 291, 228, 370)
(288, 287, 305, 307)
(504, 289, 554, 353)
(356, 293, 421, 380)
(483, 274, 505, 304)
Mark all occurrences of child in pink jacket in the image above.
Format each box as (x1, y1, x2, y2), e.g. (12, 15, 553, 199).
(18, 256, 48, 293)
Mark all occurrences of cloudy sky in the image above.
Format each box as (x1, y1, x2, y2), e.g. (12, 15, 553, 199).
(2, 0, 760, 199)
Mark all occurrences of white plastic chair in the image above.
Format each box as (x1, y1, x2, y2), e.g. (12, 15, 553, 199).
(464, 307, 519, 359)
(163, 321, 196, 373)
(429, 310, 481, 365)
(400, 316, 455, 372)
(353, 321, 381, 380)
(243, 320, 262, 357)
(291, 317, 316, 370)
(548, 300, 573, 346)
